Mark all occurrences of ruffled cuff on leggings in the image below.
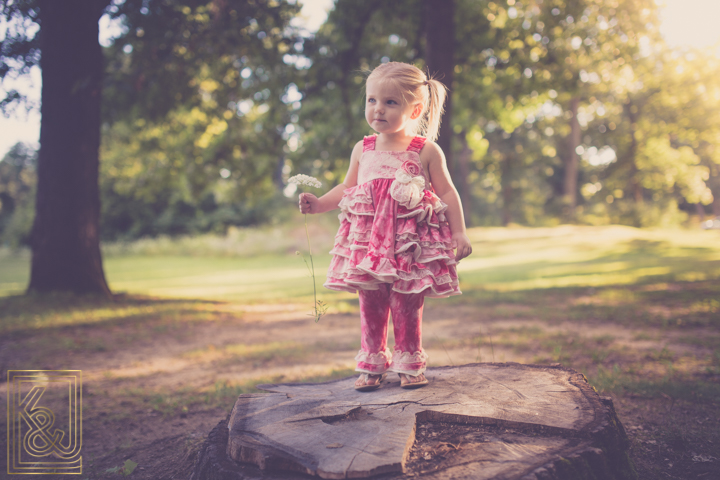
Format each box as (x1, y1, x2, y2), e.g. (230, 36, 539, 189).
(355, 348, 392, 374)
(388, 349, 428, 376)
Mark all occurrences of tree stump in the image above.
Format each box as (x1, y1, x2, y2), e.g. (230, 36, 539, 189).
(192, 363, 636, 480)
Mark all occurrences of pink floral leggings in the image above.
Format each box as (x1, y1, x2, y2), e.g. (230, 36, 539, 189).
(354, 284, 428, 376)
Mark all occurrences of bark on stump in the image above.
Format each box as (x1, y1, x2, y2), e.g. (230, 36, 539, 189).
(192, 363, 636, 480)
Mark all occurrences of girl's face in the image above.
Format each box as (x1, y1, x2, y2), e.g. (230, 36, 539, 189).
(365, 79, 422, 136)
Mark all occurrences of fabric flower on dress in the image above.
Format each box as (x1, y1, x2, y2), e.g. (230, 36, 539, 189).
(390, 160, 425, 209)
(401, 160, 421, 177)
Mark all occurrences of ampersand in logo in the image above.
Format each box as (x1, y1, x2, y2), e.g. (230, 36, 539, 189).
(20, 386, 73, 457)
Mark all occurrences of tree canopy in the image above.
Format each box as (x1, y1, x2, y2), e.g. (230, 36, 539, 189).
(1, 0, 717, 248)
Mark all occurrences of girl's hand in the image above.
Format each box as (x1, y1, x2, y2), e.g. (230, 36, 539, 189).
(299, 192, 319, 214)
(452, 232, 472, 261)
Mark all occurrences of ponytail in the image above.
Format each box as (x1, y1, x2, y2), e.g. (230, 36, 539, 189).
(421, 77, 448, 143)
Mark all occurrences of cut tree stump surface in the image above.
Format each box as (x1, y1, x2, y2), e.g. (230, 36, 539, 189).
(195, 363, 635, 480)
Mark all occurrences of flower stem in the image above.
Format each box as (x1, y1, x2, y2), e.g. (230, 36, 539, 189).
(304, 214, 320, 322)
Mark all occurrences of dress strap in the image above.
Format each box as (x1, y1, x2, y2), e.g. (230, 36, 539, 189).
(407, 136, 427, 153)
(363, 135, 377, 152)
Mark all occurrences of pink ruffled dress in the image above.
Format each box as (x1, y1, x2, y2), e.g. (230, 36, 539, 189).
(324, 135, 461, 298)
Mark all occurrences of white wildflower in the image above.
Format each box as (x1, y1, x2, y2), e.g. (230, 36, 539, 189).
(288, 174, 322, 188)
(289, 173, 326, 322)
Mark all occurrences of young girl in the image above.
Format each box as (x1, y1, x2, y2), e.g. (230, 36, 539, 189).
(299, 62, 472, 391)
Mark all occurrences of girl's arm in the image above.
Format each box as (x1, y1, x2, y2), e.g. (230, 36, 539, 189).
(299, 140, 362, 214)
(422, 141, 473, 261)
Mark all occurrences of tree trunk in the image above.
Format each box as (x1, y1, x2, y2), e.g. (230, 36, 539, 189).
(500, 134, 515, 226)
(625, 100, 643, 227)
(337, 0, 383, 136)
(29, 0, 111, 295)
(707, 161, 720, 216)
(562, 97, 581, 220)
(425, 0, 459, 178)
(501, 156, 514, 226)
(457, 133, 472, 225)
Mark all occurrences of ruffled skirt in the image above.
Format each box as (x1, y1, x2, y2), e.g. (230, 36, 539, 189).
(324, 178, 461, 298)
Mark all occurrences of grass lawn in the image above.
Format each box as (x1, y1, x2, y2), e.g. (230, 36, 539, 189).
(1, 225, 719, 479)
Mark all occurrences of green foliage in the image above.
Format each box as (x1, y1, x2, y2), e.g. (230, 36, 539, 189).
(591, 47, 720, 226)
(452, 0, 660, 225)
(0, 0, 41, 115)
(99, 0, 303, 239)
(0, 142, 36, 247)
(103, 0, 301, 123)
(293, 0, 718, 228)
(3, 0, 719, 238)
(105, 459, 138, 476)
(637, 138, 707, 203)
(100, 105, 287, 238)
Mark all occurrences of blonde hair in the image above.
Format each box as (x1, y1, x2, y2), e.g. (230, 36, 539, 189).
(366, 62, 448, 143)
